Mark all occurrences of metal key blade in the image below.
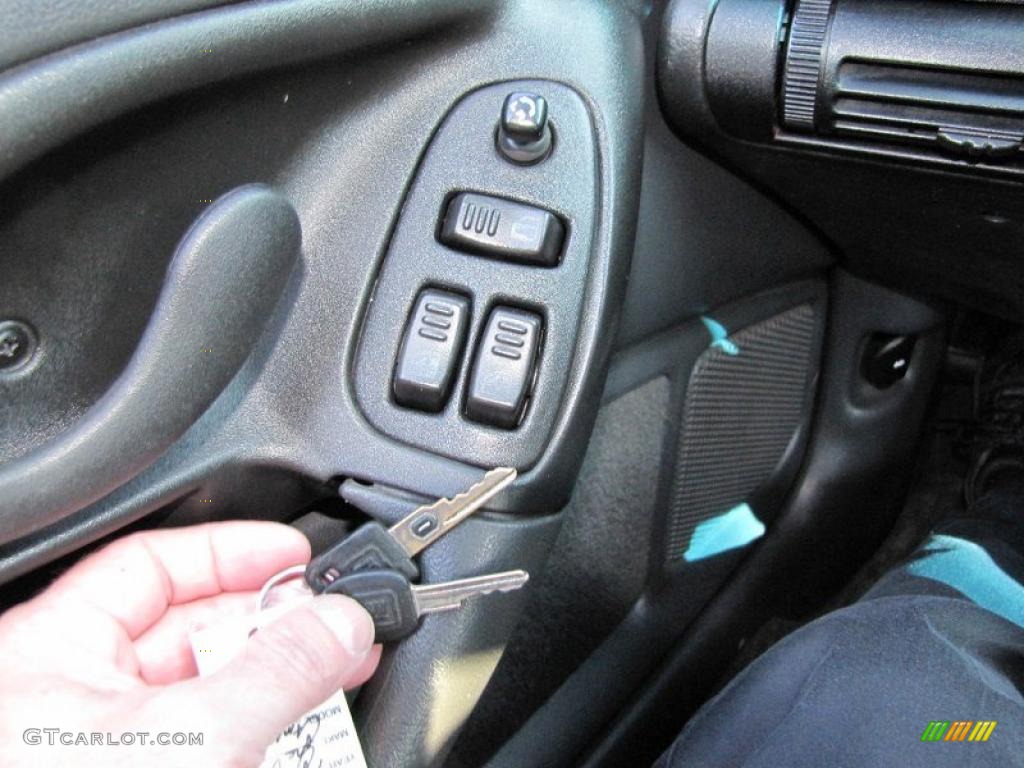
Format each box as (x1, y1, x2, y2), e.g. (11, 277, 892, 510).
(389, 467, 517, 557)
(413, 569, 529, 615)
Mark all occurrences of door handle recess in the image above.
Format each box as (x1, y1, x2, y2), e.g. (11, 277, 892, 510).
(0, 184, 300, 543)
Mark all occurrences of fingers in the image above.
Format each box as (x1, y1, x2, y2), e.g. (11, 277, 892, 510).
(133, 591, 263, 685)
(38, 522, 310, 640)
(175, 595, 379, 764)
(342, 642, 383, 689)
(136, 591, 384, 687)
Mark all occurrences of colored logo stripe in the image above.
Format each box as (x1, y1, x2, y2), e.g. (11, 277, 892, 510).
(944, 721, 972, 741)
(922, 722, 949, 741)
(921, 721, 996, 742)
(969, 722, 998, 742)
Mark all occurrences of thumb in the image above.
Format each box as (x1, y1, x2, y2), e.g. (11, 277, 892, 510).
(180, 595, 377, 763)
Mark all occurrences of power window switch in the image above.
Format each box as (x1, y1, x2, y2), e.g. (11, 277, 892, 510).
(465, 307, 542, 429)
(393, 289, 470, 412)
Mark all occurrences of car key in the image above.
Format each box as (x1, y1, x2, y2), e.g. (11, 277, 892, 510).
(305, 467, 517, 590)
(324, 568, 530, 642)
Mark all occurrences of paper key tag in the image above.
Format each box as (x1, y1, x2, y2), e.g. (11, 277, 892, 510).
(188, 598, 368, 768)
(261, 691, 366, 768)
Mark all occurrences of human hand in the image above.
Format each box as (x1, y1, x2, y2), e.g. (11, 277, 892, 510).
(0, 521, 382, 767)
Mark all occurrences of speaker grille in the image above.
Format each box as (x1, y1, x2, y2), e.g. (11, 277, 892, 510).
(665, 305, 817, 563)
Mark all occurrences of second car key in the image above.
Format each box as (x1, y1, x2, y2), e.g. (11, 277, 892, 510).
(305, 467, 517, 590)
(323, 568, 530, 642)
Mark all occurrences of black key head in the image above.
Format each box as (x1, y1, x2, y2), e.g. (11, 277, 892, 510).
(324, 569, 420, 643)
(305, 522, 419, 594)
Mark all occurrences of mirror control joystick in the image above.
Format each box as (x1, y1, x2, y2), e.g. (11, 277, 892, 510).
(497, 92, 552, 165)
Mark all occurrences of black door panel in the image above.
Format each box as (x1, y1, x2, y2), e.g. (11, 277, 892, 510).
(0, 1, 979, 765)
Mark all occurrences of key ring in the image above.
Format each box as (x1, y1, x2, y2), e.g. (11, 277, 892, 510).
(258, 564, 309, 611)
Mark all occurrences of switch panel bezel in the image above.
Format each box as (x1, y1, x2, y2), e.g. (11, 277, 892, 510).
(352, 80, 607, 473)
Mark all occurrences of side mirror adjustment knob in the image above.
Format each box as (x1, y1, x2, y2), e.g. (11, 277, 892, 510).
(497, 92, 552, 165)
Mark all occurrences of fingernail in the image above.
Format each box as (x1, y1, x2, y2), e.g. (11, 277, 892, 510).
(312, 595, 375, 657)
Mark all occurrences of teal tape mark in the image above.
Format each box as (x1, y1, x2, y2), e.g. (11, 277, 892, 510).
(701, 316, 740, 356)
(908, 534, 1024, 629)
(683, 503, 765, 562)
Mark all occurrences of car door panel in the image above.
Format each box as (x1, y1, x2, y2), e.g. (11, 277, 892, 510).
(0, 1, 963, 766)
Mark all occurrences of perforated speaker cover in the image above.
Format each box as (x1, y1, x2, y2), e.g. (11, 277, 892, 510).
(666, 304, 818, 563)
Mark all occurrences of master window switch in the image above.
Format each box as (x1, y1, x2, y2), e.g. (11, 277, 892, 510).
(465, 307, 542, 429)
(393, 289, 469, 412)
(440, 192, 565, 267)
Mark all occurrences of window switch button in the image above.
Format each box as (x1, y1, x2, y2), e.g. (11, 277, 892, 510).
(440, 192, 564, 267)
(393, 289, 470, 412)
(465, 307, 542, 429)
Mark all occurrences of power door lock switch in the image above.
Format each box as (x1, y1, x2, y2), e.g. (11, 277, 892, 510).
(465, 307, 542, 429)
(497, 92, 552, 165)
(440, 192, 565, 267)
(393, 289, 470, 412)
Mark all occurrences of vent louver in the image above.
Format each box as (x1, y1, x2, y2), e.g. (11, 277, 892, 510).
(830, 62, 1024, 160)
(778, 0, 1024, 166)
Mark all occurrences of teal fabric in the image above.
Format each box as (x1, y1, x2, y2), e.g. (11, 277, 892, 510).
(908, 534, 1024, 629)
(683, 503, 765, 562)
(700, 316, 740, 356)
